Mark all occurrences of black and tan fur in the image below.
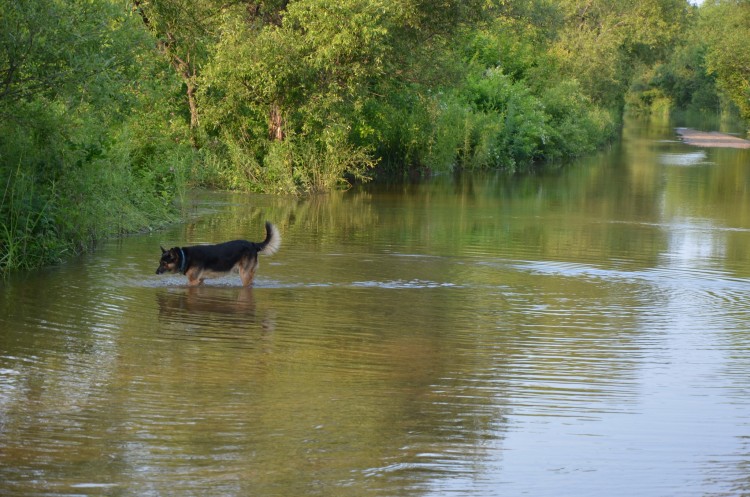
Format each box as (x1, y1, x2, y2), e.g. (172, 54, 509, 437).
(156, 221, 281, 287)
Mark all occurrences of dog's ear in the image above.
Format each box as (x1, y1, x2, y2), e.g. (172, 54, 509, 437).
(160, 245, 167, 254)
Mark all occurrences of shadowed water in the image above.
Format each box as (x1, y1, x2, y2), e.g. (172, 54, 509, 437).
(2, 117, 750, 496)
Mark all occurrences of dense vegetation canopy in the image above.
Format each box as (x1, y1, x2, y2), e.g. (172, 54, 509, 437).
(1, 0, 748, 273)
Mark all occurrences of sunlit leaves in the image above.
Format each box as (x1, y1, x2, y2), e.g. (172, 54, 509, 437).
(551, 0, 690, 108)
(0, 0, 192, 273)
(700, 0, 750, 119)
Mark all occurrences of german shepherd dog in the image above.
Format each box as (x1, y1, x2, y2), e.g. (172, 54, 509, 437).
(156, 221, 281, 286)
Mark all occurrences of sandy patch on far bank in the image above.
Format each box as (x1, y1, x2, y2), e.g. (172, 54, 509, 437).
(676, 128, 750, 149)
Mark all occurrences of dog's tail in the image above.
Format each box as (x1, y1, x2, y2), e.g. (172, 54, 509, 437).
(258, 221, 281, 256)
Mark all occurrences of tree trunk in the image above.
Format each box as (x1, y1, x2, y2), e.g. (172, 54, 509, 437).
(133, 0, 200, 148)
(269, 104, 284, 141)
(185, 78, 199, 148)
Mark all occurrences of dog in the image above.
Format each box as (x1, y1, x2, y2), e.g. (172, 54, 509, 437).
(156, 221, 281, 286)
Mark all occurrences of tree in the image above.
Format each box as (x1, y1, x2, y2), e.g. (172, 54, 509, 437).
(700, 0, 750, 119)
(550, 0, 690, 109)
(0, 0, 190, 273)
(133, 0, 220, 146)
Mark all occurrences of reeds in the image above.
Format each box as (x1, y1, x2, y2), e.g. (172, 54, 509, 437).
(0, 165, 61, 274)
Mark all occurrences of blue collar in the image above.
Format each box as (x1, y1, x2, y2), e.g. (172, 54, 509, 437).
(178, 247, 187, 274)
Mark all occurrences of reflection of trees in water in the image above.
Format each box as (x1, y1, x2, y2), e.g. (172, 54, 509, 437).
(146, 281, 512, 495)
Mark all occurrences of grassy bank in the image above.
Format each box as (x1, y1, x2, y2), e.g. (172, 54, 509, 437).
(0, 120, 193, 275)
(0, 0, 192, 276)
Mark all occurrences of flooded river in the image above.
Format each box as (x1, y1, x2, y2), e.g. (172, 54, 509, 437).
(2, 118, 750, 496)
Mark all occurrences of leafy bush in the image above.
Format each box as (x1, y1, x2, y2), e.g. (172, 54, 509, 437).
(540, 80, 614, 159)
(0, 0, 190, 275)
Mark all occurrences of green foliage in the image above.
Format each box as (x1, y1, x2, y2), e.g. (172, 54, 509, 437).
(654, 43, 720, 111)
(0, 0, 191, 275)
(627, 43, 722, 115)
(700, 1, 750, 120)
(198, 0, 391, 192)
(468, 69, 549, 167)
(268, 127, 378, 194)
(198, 128, 377, 194)
(5, 0, 734, 272)
(550, 0, 691, 110)
(0, 139, 187, 273)
(0, 165, 59, 271)
(540, 80, 615, 159)
(621, 2, 750, 120)
(348, 8, 617, 175)
(180, 0, 693, 186)
(362, 90, 442, 172)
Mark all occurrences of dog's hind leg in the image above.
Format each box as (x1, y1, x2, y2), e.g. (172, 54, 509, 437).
(240, 256, 259, 287)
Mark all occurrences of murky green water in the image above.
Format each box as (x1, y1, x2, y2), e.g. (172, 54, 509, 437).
(2, 118, 750, 496)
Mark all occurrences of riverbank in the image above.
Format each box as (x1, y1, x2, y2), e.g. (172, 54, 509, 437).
(676, 128, 750, 148)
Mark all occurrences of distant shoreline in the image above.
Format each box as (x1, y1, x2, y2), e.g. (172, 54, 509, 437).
(676, 128, 750, 149)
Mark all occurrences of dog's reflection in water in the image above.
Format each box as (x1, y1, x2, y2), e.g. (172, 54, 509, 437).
(156, 286, 276, 338)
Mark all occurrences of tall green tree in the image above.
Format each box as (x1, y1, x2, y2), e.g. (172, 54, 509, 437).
(700, 0, 750, 119)
(133, 0, 218, 146)
(0, 0, 189, 273)
(131, 0, 293, 147)
(197, 0, 496, 191)
(1, 0, 152, 182)
(551, 0, 690, 109)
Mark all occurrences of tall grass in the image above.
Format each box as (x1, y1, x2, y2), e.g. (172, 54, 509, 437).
(0, 165, 59, 271)
(0, 127, 193, 277)
(197, 126, 377, 195)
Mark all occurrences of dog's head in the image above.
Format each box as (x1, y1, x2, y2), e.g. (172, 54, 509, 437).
(156, 246, 180, 274)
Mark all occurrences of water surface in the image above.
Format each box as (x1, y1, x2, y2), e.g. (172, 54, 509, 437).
(2, 118, 750, 496)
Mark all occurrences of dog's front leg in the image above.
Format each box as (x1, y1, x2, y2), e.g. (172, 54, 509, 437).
(185, 269, 203, 286)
